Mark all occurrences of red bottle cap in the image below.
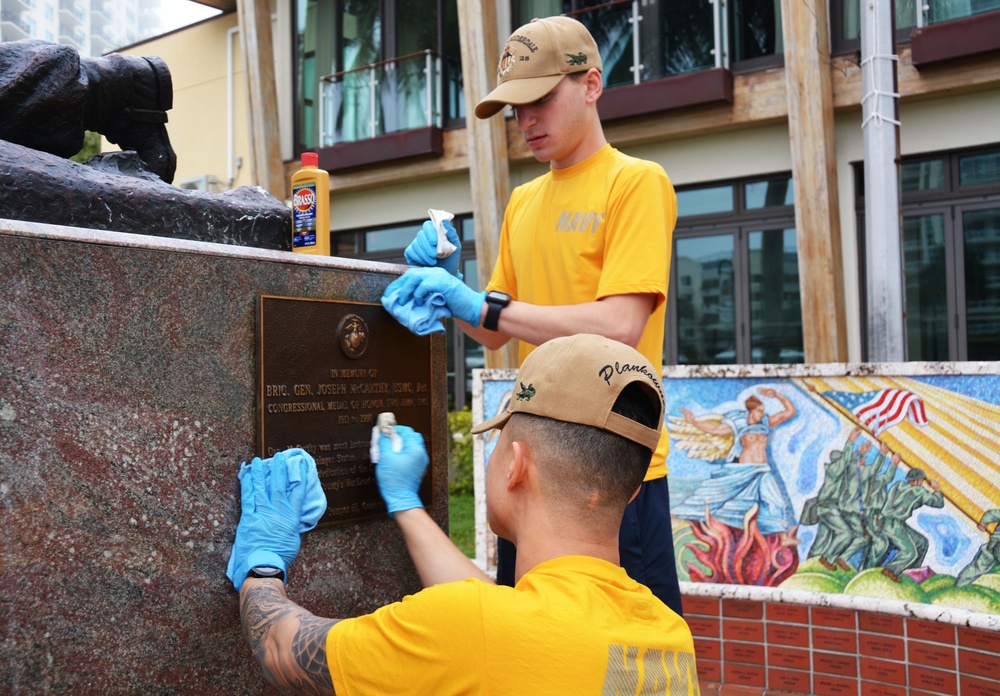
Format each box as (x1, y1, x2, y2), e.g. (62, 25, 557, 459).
(301, 152, 319, 167)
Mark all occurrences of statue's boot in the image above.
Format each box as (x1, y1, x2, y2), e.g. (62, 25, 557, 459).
(83, 53, 177, 184)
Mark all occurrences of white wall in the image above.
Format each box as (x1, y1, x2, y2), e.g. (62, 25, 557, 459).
(330, 173, 475, 231)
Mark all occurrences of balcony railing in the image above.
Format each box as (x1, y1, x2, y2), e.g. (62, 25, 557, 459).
(0, 11, 32, 38)
(920, 0, 1000, 25)
(568, 0, 730, 89)
(318, 50, 446, 148)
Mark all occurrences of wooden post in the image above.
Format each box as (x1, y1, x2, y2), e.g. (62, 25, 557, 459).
(780, 0, 849, 362)
(237, 0, 285, 200)
(457, 0, 517, 369)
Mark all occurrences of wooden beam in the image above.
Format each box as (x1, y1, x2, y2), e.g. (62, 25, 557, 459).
(780, 0, 848, 362)
(457, 0, 517, 369)
(237, 0, 284, 200)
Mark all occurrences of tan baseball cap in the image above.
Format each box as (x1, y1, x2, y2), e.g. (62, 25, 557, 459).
(474, 16, 603, 120)
(470, 334, 664, 452)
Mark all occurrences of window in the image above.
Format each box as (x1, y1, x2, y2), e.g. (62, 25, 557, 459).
(332, 215, 483, 410)
(294, 0, 463, 153)
(856, 146, 1000, 361)
(515, 0, 784, 82)
(831, 0, 917, 54)
(831, 0, 1000, 54)
(667, 174, 804, 365)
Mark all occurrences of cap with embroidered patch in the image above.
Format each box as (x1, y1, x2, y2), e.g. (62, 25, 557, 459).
(474, 16, 603, 120)
(469, 334, 664, 452)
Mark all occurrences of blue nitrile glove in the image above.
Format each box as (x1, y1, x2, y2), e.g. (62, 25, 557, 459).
(381, 275, 451, 336)
(384, 267, 486, 327)
(375, 425, 429, 514)
(271, 448, 326, 532)
(226, 452, 311, 592)
(405, 218, 462, 279)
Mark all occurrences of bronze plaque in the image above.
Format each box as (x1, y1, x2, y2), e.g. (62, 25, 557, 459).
(257, 295, 434, 526)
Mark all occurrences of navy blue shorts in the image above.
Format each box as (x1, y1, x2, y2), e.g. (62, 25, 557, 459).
(496, 476, 684, 616)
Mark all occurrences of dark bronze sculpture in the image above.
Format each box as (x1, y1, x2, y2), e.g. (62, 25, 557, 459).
(0, 39, 175, 183)
(0, 39, 290, 251)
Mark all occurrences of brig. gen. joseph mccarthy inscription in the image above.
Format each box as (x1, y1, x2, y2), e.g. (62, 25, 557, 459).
(257, 295, 434, 525)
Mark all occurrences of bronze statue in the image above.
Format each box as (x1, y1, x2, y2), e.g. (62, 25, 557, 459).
(0, 39, 175, 183)
(0, 39, 290, 251)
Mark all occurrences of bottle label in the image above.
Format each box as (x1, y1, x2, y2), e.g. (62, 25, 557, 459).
(292, 182, 318, 248)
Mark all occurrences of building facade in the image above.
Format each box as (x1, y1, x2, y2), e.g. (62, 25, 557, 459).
(0, 0, 167, 55)
(122, 0, 998, 409)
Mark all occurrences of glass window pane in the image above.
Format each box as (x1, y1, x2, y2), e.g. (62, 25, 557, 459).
(365, 224, 414, 252)
(331, 232, 360, 256)
(745, 177, 794, 209)
(675, 236, 737, 364)
(731, 0, 783, 62)
(927, 0, 1000, 24)
(379, 53, 431, 135)
(903, 213, 949, 360)
(677, 186, 735, 217)
(573, 3, 636, 88)
(959, 151, 1000, 187)
(748, 228, 804, 363)
(519, 0, 569, 21)
(963, 207, 1000, 361)
(841, 0, 916, 40)
(464, 258, 481, 292)
(901, 158, 945, 193)
(658, 0, 716, 77)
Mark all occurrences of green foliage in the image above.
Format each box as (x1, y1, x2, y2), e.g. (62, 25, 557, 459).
(449, 491, 475, 558)
(448, 408, 474, 496)
(70, 131, 102, 164)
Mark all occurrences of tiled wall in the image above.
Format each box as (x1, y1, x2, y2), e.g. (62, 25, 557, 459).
(686, 594, 1000, 695)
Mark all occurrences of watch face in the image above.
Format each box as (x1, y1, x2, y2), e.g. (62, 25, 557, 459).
(487, 291, 511, 304)
(251, 566, 282, 577)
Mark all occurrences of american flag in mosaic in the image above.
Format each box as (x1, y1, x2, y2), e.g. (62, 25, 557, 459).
(825, 388, 929, 436)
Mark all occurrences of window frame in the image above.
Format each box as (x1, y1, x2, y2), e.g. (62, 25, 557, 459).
(665, 172, 801, 366)
(292, 0, 464, 160)
(855, 144, 1000, 361)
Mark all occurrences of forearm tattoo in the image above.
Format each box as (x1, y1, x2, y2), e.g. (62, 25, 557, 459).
(241, 581, 338, 695)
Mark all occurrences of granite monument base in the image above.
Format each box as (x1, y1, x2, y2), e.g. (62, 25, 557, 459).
(0, 218, 448, 693)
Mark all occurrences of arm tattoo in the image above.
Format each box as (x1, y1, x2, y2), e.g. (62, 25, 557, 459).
(241, 581, 339, 695)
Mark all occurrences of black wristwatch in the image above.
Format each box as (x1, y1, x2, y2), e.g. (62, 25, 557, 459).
(247, 566, 286, 582)
(483, 291, 511, 331)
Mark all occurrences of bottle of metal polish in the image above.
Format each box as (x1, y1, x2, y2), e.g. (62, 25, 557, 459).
(290, 152, 330, 255)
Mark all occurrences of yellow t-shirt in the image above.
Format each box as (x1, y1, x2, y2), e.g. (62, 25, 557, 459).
(327, 556, 700, 695)
(488, 144, 677, 479)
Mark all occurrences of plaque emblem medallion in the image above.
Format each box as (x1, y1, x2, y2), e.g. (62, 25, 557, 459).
(338, 314, 369, 359)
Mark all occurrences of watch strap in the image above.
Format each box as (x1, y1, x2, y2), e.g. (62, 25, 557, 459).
(484, 292, 510, 331)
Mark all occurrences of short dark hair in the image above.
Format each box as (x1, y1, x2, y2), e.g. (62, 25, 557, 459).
(507, 382, 658, 510)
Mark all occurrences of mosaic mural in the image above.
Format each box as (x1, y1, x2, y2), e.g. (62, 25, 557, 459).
(474, 364, 1000, 615)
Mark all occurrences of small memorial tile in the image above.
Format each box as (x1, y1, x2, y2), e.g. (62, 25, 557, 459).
(859, 633, 904, 660)
(813, 651, 858, 677)
(908, 665, 958, 694)
(723, 618, 764, 643)
(859, 656, 906, 685)
(959, 647, 1000, 679)
(908, 640, 956, 670)
(859, 612, 903, 635)
(723, 598, 763, 620)
(906, 618, 955, 644)
(813, 627, 858, 654)
(812, 606, 856, 630)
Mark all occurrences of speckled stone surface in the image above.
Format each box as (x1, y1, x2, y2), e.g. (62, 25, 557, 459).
(0, 219, 449, 694)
